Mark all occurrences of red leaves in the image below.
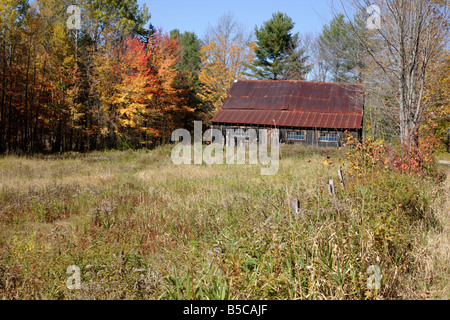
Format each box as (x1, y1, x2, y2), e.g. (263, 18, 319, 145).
(344, 125, 439, 178)
(96, 30, 193, 142)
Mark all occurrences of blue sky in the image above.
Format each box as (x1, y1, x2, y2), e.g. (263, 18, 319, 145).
(138, 0, 336, 38)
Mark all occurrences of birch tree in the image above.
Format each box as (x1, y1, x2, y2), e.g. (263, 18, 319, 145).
(198, 13, 255, 113)
(341, 0, 449, 146)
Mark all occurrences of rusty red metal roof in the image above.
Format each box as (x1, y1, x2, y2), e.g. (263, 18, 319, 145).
(211, 80, 365, 129)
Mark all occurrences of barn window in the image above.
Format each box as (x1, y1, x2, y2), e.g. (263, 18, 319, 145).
(320, 132, 338, 142)
(287, 131, 305, 141)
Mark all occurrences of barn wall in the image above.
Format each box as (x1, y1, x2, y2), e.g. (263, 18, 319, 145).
(212, 124, 360, 147)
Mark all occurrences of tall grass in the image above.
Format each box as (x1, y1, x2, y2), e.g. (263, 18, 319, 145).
(0, 145, 447, 299)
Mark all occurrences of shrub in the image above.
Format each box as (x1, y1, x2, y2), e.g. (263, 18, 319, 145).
(343, 126, 440, 178)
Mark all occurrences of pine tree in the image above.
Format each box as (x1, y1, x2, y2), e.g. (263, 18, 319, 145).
(318, 13, 366, 83)
(249, 12, 310, 80)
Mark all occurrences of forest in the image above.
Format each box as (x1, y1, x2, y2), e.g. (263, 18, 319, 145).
(0, 0, 448, 154)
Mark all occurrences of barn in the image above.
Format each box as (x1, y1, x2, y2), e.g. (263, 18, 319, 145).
(210, 80, 365, 147)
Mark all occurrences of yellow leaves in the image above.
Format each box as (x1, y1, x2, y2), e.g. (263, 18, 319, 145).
(422, 49, 449, 134)
(0, 0, 21, 29)
(11, 232, 38, 264)
(100, 127, 110, 136)
(322, 160, 329, 166)
(94, 32, 186, 140)
(198, 34, 255, 112)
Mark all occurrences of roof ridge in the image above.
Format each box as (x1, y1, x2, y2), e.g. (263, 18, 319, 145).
(234, 79, 365, 87)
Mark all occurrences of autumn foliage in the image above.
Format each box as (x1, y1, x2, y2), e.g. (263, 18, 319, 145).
(344, 125, 440, 178)
(0, 1, 204, 153)
(95, 31, 194, 147)
(198, 34, 255, 113)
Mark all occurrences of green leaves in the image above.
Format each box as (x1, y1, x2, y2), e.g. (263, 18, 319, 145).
(249, 12, 310, 80)
(83, 0, 150, 39)
(318, 13, 366, 83)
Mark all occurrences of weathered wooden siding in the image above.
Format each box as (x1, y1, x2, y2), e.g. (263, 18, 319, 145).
(212, 125, 361, 147)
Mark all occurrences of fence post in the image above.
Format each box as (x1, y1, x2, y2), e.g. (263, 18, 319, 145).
(291, 199, 300, 214)
(338, 169, 345, 189)
(328, 179, 335, 195)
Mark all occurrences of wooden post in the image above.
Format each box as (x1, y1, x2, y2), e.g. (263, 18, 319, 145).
(338, 169, 345, 188)
(291, 199, 300, 214)
(446, 130, 449, 153)
(328, 179, 335, 195)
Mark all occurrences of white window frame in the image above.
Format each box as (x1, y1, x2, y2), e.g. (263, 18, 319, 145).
(319, 132, 338, 142)
(287, 130, 306, 141)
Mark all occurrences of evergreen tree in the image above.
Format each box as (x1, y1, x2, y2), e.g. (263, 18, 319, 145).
(169, 30, 208, 130)
(318, 13, 366, 83)
(170, 30, 201, 75)
(249, 12, 310, 80)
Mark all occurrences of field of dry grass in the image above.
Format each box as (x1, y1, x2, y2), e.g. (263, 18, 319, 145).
(0, 145, 448, 299)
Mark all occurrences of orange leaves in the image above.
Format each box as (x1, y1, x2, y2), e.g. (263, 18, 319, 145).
(147, 31, 180, 96)
(94, 30, 188, 143)
(344, 127, 439, 178)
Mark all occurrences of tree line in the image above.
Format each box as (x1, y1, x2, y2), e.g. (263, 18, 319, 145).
(0, 0, 448, 154)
